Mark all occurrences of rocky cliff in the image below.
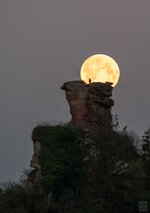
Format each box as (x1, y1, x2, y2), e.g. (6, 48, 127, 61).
(24, 81, 145, 212)
(29, 81, 114, 185)
(61, 80, 114, 129)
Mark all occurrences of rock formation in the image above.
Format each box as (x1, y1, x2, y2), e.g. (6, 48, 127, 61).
(29, 80, 114, 192)
(28, 139, 41, 185)
(61, 80, 114, 130)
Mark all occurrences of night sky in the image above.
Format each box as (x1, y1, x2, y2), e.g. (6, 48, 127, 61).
(0, 0, 150, 182)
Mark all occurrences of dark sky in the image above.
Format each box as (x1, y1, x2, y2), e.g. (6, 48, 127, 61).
(0, 0, 150, 182)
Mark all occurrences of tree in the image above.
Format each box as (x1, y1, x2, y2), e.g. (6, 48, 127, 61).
(142, 128, 150, 160)
(142, 128, 150, 195)
(0, 124, 147, 212)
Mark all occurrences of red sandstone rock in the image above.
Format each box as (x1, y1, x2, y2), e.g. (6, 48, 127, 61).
(61, 80, 114, 129)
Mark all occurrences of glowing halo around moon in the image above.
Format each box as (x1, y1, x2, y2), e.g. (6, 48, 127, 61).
(80, 54, 120, 87)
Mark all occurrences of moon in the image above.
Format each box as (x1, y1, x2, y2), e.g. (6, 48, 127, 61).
(80, 54, 120, 87)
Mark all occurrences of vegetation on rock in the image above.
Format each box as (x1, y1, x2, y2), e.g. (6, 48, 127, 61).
(32, 124, 82, 198)
(0, 124, 150, 212)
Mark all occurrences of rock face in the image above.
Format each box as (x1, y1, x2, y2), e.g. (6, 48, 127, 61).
(29, 80, 114, 189)
(61, 80, 114, 130)
(28, 139, 41, 185)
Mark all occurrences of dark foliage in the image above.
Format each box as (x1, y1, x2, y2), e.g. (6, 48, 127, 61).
(0, 181, 47, 213)
(0, 124, 149, 212)
(33, 124, 82, 199)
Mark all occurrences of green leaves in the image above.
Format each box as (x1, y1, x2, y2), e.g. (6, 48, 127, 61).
(33, 124, 82, 198)
(0, 124, 148, 212)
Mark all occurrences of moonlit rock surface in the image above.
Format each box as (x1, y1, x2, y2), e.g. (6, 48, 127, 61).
(61, 80, 114, 129)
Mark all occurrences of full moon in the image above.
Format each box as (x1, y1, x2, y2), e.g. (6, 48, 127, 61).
(80, 54, 120, 87)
